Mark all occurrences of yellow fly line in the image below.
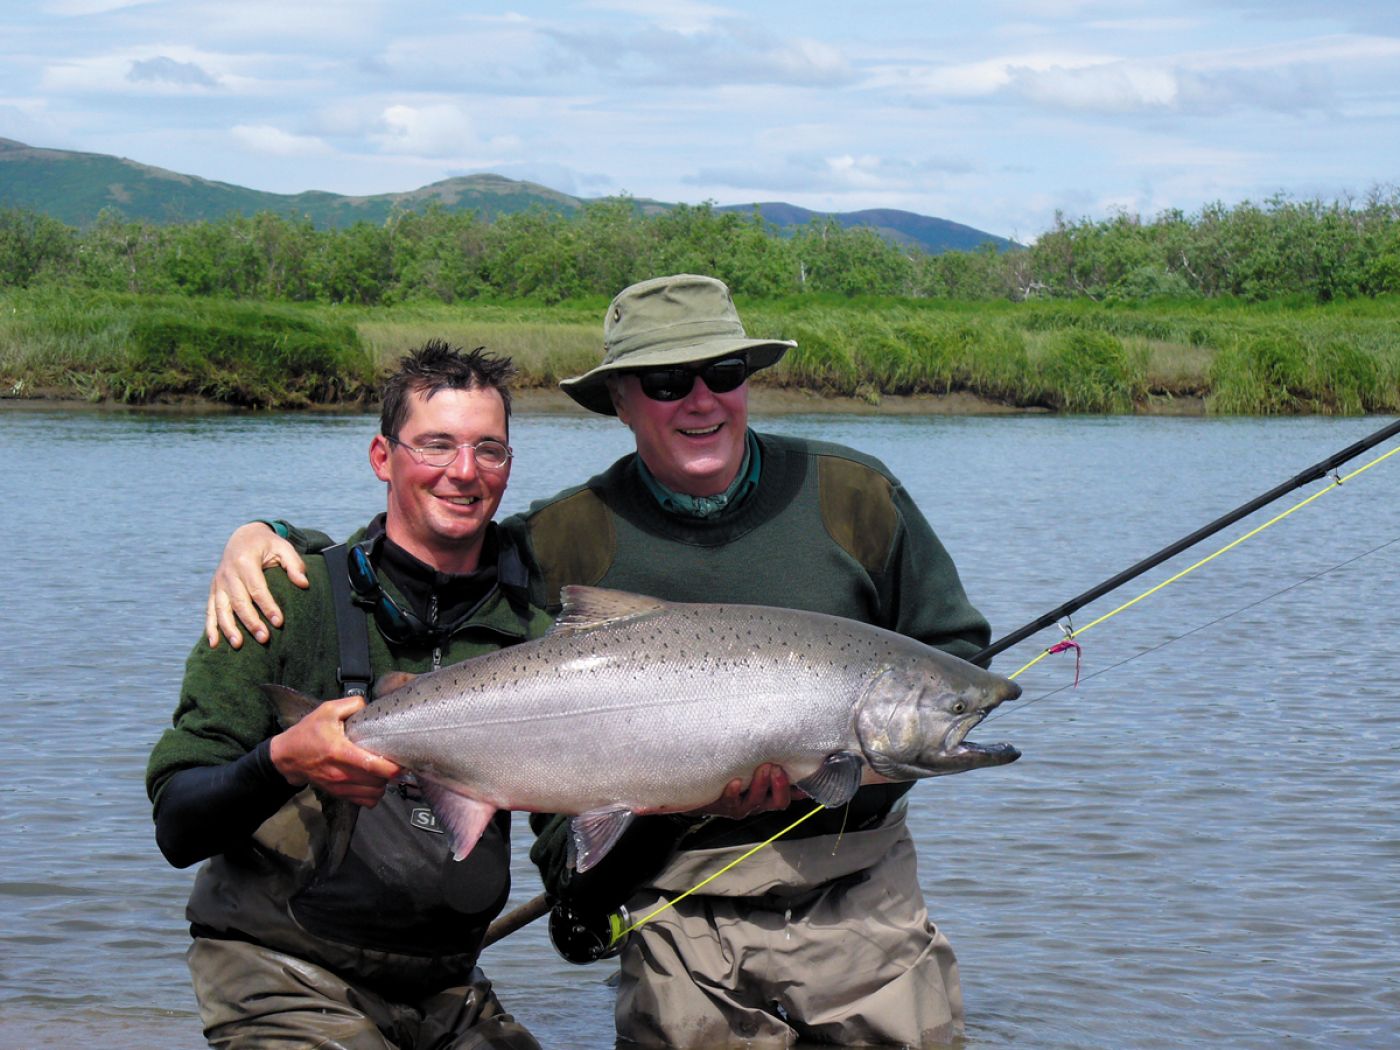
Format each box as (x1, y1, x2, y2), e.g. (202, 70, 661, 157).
(1005, 440, 1400, 683)
(617, 801, 827, 939)
(618, 437, 1400, 942)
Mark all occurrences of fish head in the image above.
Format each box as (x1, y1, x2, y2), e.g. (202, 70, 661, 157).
(854, 657, 1021, 780)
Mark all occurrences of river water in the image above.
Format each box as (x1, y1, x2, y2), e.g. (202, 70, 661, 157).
(0, 407, 1396, 1049)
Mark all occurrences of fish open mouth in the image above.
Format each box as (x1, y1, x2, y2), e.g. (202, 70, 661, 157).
(940, 712, 986, 751)
(947, 740, 1021, 765)
(937, 715, 1020, 768)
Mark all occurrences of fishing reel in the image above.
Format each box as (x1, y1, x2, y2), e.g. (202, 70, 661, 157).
(548, 902, 631, 964)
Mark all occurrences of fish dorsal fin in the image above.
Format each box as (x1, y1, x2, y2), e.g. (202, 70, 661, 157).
(795, 751, 865, 808)
(549, 586, 668, 635)
(374, 670, 419, 697)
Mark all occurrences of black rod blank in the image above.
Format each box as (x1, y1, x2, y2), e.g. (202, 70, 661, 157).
(974, 417, 1400, 665)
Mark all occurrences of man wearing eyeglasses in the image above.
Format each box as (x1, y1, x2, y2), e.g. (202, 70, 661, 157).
(205, 274, 991, 1048)
(147, 341, 552, 1049)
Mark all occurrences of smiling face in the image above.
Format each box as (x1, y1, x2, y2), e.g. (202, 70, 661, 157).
(369, 385, 511, 574)
(610, 366, 750, 497)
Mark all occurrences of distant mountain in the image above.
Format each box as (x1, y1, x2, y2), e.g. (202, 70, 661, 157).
(0, 138, 586, 228)
(0, 138, 1013, 254)
(718, 203, 1015, 254)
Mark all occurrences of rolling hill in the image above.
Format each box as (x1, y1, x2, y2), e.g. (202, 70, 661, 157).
(0, 138, 1014, 253)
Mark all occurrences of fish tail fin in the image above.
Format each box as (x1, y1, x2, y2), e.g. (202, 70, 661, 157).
(259, 683, 320, 730)
(258, 684, 357, 875)
(320, 796, 359, 876)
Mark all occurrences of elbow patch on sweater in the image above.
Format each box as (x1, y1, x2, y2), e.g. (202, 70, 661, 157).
(818, 456, 898, 575)
(527, 488, 617, 610)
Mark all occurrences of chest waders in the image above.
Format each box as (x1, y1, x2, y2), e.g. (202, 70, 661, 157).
(287, 545, 510, 960)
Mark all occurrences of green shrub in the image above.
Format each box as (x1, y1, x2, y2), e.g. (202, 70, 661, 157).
(121, 301, 372, 406)
(1208, 332, 1311, 414)
(777, 316, 862, 394)
(1036, 328, 1139, 412)
(1310, 339, 1384, 414)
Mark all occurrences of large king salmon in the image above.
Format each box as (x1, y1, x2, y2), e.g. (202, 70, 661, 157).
(267, 586, 1021, 871)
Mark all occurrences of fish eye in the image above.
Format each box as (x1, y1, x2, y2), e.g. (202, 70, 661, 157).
(952, 701, 966, 714)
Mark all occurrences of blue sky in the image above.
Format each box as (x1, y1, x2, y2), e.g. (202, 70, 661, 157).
(3, 1, 1398, 240)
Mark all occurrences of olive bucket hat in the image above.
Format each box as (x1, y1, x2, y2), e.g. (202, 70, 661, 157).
(559, 274, 796, 415)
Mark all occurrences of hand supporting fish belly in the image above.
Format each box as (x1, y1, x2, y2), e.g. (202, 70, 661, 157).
(266, 586, 1021, 873)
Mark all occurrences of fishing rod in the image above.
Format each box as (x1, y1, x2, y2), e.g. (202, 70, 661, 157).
(973, 417, 1400, 665)
(483, 892, 553, 949)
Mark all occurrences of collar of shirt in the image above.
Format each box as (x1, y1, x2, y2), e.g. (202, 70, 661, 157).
(362, 512, 500, 622)
(636, 429, 762, 519)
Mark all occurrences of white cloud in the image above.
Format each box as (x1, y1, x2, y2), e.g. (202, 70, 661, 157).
(127, 56, 219, 88)
(583, 0, 733, 35)
(229, 124, 330, 157)
(152, 0, 391, 47)
(39, 0, 146, 13)
(1004, 62, 1193, 112)
(37, 49, 282, 96)
(371, 103, 482, 159)
(542, 20, 855, 88)
(375, 104, 462, 155)
(688, 152, 976, 196)
(863, 50, 1120, 99)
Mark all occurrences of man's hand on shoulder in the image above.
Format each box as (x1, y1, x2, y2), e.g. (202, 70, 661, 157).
(205, 522, 310, 649)
(268, 696, 402, 808)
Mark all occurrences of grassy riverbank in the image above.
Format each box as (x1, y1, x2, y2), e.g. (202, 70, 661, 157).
(3, 288, 1398, 414)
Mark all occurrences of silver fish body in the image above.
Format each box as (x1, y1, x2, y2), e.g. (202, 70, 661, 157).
(268, 586, 1020, 871)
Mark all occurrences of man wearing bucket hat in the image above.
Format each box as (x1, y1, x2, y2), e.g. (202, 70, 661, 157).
(204, 273, 992, 1047)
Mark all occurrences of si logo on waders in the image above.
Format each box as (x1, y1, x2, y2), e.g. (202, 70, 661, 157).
(411, 805, 443, 834)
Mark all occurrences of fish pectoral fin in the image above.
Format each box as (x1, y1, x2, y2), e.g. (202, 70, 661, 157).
(416, 777, 498, 862)
(795, 751, 865, 808)
(373, 670, 419, 697)
(549, 586, 667, 635)
(569, 805, 637, 874)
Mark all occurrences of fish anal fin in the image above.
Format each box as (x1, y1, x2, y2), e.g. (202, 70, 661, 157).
(549, 586, 668, 635)
(569, 805, 637, 873)
(417, 777, 498, 861)
(795, 752, 865, 808)
(374, 670, 419, 697)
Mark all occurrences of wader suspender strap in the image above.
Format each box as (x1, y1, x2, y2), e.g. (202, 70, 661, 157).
(322, 544, 373, 699)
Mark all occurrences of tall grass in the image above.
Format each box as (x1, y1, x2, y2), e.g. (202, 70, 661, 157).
(1208, 329, 1396, 414)
(3, 289, 1397, 413)
(1, 289, 376, 405)
(1031, 328, 1143, 413)
(355, 314, 600, 389)
(751, 304, 1035, 405)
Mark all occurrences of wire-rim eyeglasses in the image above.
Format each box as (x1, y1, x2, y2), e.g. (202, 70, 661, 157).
(387, 435, 512, 469)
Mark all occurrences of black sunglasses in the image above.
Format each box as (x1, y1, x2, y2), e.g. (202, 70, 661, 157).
(633, 356, 750, 402)
(348, 541, 449, 646)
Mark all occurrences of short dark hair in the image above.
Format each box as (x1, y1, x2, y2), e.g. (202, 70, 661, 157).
(380, 340, 518, 438)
